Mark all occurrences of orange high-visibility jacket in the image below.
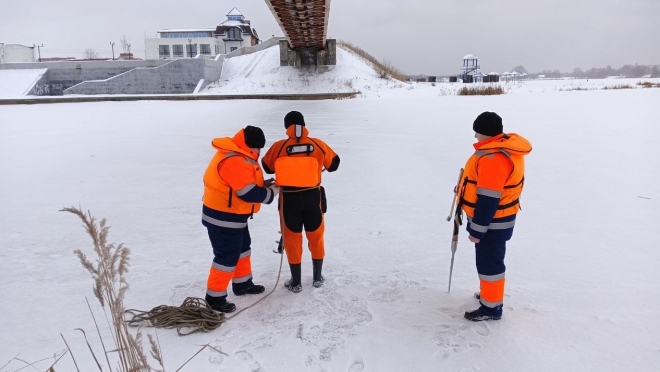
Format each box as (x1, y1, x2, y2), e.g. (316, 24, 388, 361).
(261, 125, 339, 187)
(458, 133, 532, 219)
(203, 130, 265, 215)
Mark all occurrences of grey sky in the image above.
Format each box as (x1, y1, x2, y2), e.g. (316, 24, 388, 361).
(1, 0, 658, 74)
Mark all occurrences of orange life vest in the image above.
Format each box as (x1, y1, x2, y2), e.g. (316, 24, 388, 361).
(459, 133, 531, 218)
(203, 135, 264, 215)
(274, 125, 324, 187)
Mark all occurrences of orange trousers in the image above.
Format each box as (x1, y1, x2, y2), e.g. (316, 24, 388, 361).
(279, 188, 326, 265)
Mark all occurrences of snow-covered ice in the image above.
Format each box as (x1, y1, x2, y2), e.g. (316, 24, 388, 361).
(1, 74, 660, 370)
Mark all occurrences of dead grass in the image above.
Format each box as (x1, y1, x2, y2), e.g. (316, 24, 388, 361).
(637, 81, 660, 88)
(457, 86, 505, 96)
(602, 84, 634, 90)
(337, 40, 407, 81)
(559, 87, 591, 91)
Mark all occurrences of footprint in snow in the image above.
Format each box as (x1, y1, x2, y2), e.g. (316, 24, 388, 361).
(348, 359, 365, 372)
(208, 339, 225, 366)
(170, 281, 205, 305)
(369, 231, 381, 237)
(235, 350, 263, 372)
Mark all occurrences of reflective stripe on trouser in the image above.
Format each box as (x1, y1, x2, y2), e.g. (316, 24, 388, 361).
(279, 189, 325, 265)
(206, 225, 254, 298)
(475, 240, 507, 308)
(232, 250, 253, 287)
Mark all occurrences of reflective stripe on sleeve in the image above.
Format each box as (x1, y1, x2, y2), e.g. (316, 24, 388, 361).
(477, 187, 502, 198)
(236, 183, 256, 196)
(239, 250, 251, 259)
(263, 188, 273, 203)
(470, 222, 489, 233)
(202, 214, 248, 229)
(468, 216, 516, 231)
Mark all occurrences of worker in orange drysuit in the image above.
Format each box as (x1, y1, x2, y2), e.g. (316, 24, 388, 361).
(202, 126, 281, 313)
(261, 111, 340, 293)
(457, 112, 532, 321)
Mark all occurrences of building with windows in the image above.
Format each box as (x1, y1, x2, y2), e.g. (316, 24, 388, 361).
(144, 8, 259, 60)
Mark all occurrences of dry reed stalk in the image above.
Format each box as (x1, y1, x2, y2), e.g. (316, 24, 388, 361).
(61, 206, 152, 372)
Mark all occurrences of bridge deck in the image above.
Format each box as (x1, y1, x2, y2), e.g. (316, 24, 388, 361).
(264, 0, 331, 49)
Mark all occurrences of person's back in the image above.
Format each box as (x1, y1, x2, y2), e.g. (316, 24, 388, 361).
(261, 111, 340, 292)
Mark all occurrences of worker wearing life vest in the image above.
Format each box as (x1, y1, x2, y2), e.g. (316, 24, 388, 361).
(457, 112, 532, 321)
(202, 126, 281, 313)
(261, 111, 340, 293)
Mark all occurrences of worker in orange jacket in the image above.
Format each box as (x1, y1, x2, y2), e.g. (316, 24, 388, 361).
(457, 112, 532, 321)
(202, 126, 281, 313)
(261, 111, 340, 293)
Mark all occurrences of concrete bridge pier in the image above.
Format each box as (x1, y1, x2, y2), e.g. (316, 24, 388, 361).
(280, 39, 336, 68)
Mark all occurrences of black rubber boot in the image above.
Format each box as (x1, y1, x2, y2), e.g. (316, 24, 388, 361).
(205, 295, 237, 314)
(234, 284, 266, 296)
(284, 263, 302, 293)
(312, 259, 325, 288)
(464, 305, 502, 321)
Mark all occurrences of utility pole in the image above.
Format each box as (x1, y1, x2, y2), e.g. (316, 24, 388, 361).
(127, 44, 131, 59)
(33, 44, 43, 62)
(110, 42, 115, 60)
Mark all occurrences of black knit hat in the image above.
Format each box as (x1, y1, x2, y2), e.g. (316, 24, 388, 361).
(284, 111, 305, 129)
(473, 112, 503, 137)
(243, 125, 266, 149)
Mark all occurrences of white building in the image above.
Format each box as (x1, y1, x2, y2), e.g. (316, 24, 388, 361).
(0, 44, 36, 63)
(144, 8, 260, 60)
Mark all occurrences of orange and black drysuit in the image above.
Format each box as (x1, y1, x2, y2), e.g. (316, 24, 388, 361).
(261, 124, 339, 286)
(457, 133, 532, 313)
(202, 129, 275, 306)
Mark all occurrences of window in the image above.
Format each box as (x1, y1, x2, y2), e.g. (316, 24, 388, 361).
(173, 45, 184, 57)
(226, 27, 241, 40)
(186, 44, 197, 57)
(158, 45, 170, 58)
(200, 44, 211, 55)
(230, 47, 238, 52)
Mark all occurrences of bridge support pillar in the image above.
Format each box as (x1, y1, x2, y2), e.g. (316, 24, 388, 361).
(279, 39, 336, 68)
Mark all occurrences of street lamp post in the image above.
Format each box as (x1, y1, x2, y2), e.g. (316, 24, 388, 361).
(33, 44, 43, 62)
(110, 42, 115, 60)
(127, 44, 131, 59)
(188, 38, 193, 58)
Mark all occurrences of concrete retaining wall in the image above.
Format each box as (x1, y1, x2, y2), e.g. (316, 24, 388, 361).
(0, 92, 358, 105)
(0, 60, 170, 96)
(64, 38, 283, 95)
(63, 59, 215, 95)
(2, 38, 282, 96)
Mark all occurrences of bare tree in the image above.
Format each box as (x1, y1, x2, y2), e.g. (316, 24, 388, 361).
(511, 65, 528, 73)
(84, 48, 100, 59)
(120, 35, 131, 53)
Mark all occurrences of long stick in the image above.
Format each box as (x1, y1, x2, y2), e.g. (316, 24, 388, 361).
(446, 168, 464, 221)
(447, 168, 464, 293)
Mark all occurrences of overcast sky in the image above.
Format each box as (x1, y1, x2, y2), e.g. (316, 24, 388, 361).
(1, 0, 658, 74)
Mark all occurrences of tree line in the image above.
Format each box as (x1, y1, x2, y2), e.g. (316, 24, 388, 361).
(523, 64, 660, 79)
